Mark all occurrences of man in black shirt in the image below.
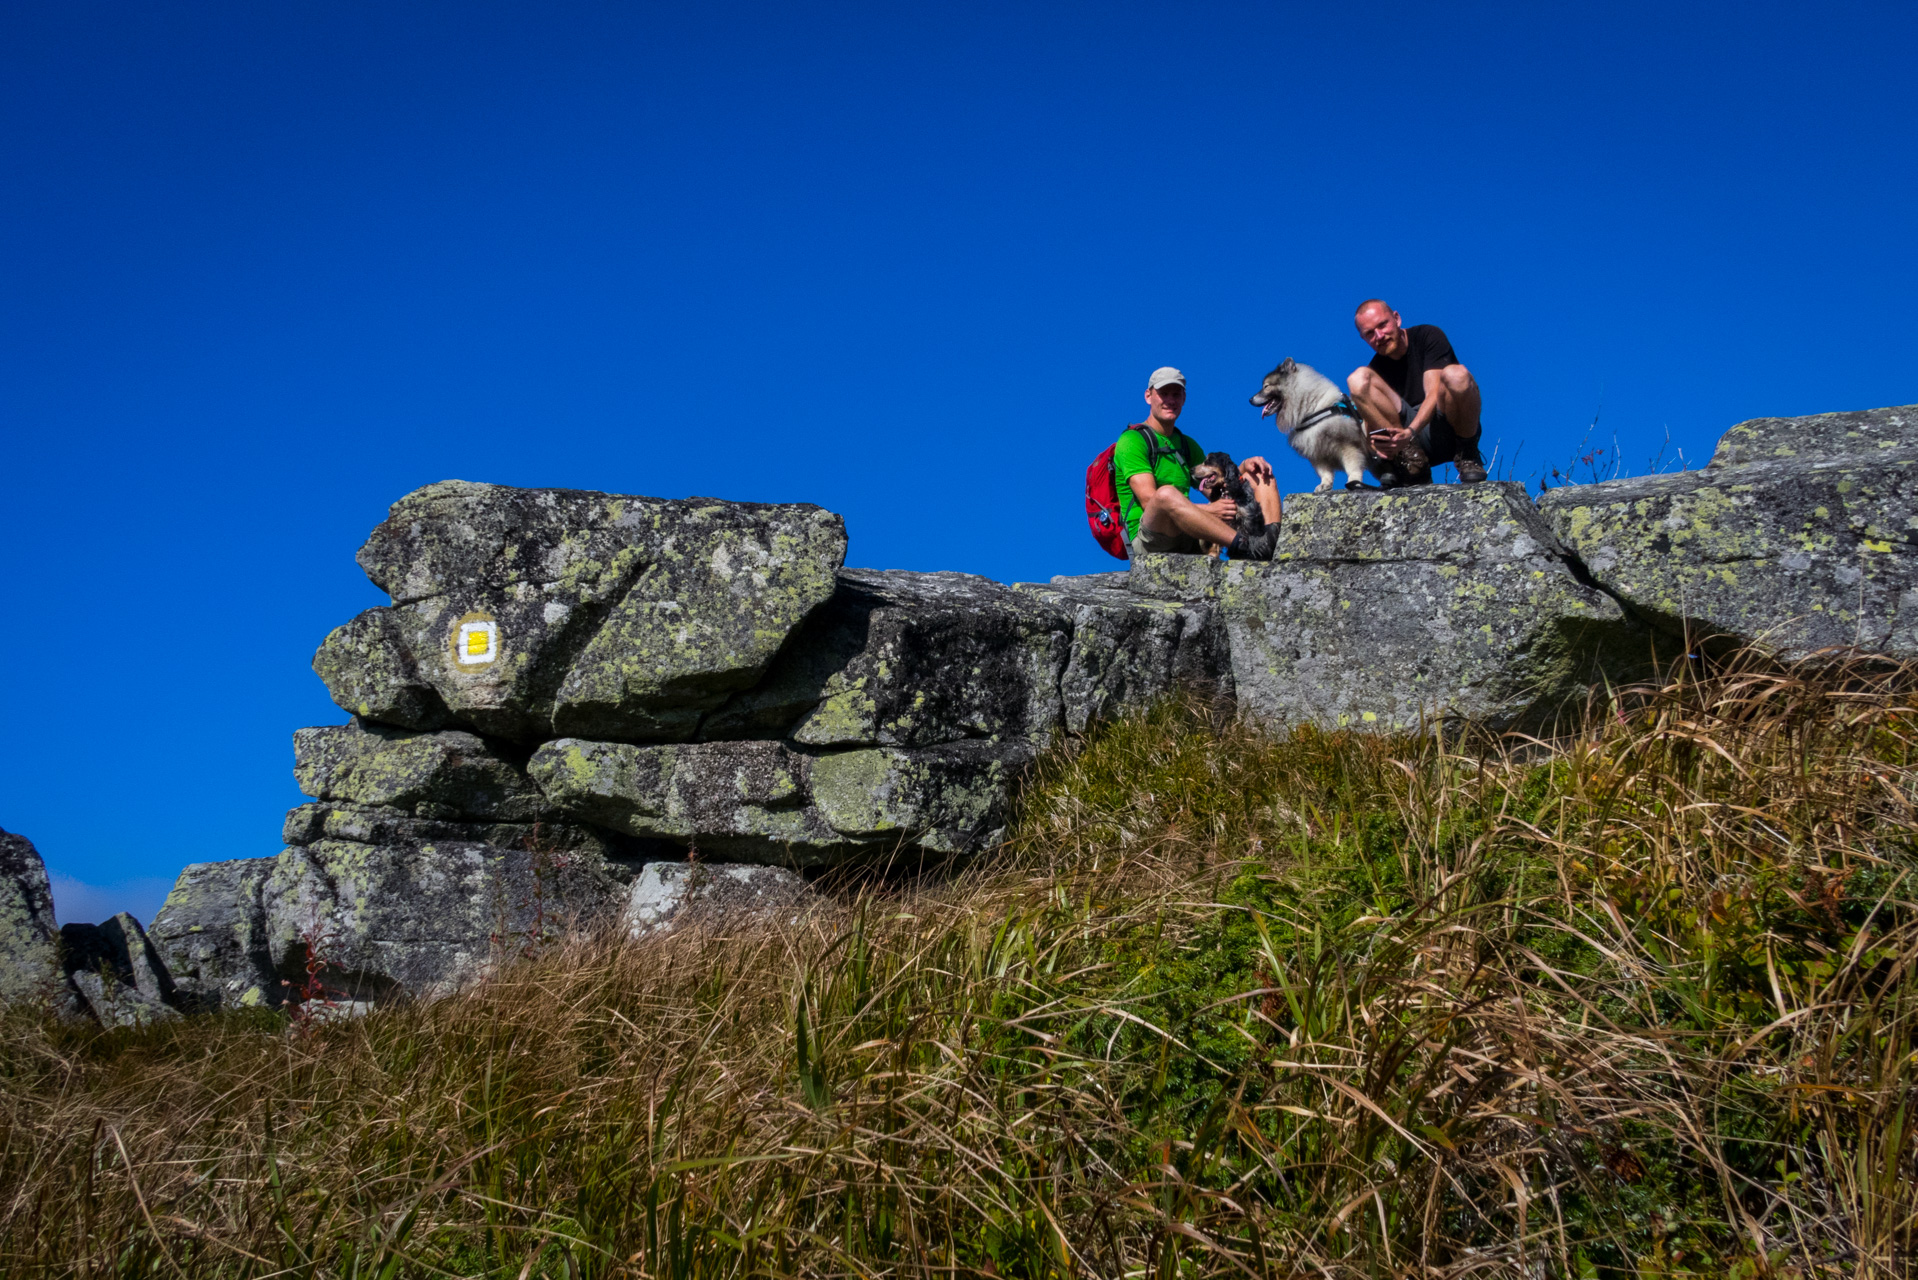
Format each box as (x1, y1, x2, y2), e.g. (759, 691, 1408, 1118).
(1345, 299, 1486, 484)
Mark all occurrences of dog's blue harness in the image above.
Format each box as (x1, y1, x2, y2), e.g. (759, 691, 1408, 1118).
(1293, 396, 1365, 431)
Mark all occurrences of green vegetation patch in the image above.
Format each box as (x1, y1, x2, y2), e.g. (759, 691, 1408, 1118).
(2, 657, 1915, 1279)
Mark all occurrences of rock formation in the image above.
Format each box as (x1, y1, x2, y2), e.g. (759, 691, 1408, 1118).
(144, 482, 1230, 1007)
(0, 829, 62, 1006)
(7, 403, 1910, 1014)
(61, 914, 179, 1027)
(2, 830, 192, 1024)
(1202, 483, 1651, 733)
(620, 862, 812, 938)
(1538, 406, 1917, 658)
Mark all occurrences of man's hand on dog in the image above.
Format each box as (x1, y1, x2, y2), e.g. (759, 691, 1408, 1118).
(1237, 456, 1274, 484)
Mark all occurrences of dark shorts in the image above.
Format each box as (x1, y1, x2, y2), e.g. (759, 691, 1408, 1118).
(1396, 399, 1475, 465)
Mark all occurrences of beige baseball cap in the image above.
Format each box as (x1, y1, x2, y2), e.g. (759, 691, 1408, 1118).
(1148, 366, 1185, 390)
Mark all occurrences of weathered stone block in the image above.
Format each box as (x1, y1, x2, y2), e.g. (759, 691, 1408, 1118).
(150, 859, 280, 1011)
(61, 914, 180, 1025)
(0, 828, 60, 1006)
(622, 862, 814, 938)
(1539, 453, 1918, 658)
(313, 482, 846, 743)
(734, 570, 1070, 749)
(1709, 404, 1917, 469)
(261, 837, 627, 1000)
(1223, 484, 1651, 732)
(70, 971, 177, 1028)
(1015, 576, 1230, 732)
(280, 800, 616, 859)
(292, 720, 560, 822)
(1127, 552, 1223, 602)
(807, 741, 1030, 854)
(531, 737, 1030, 864)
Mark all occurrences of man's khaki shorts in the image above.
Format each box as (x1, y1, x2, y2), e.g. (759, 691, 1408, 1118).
(1131, 524, 1204, 556)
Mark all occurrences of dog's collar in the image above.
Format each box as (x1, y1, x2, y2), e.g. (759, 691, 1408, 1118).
(1294, 397, 1364, 432)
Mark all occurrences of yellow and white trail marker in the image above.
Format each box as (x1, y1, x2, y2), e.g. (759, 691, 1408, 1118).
(450, 612, 500, 667)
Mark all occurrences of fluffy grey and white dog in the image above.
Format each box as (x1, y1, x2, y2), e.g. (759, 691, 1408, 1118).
(1249, 357, 1428, 492)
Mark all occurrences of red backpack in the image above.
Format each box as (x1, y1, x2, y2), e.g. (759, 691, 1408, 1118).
(1086, 424, 1189, 560)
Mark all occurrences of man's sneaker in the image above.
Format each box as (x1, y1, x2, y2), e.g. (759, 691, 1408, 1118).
(1455, 457, 1487, 483)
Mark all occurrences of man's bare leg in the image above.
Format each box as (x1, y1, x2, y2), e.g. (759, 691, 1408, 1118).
(1435, 365, 1482, 441)
(1140, 486, 1239, 547)
(1345, 366, 1404, 440)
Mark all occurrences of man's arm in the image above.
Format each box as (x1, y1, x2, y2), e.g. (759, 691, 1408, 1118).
(1130, 472, 1236, 525)
(1401, 368, 1447, 438)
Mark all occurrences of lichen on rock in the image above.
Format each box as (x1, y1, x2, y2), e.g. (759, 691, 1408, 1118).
(621, 862, 813, 938)
(1709, 404, 1917, 469)
(530, 736, 1030, 865)
(1540, 451, 1918, 658)
(260, 836, 627, 1000)
(313, 482, 847, 744)
(149, 858, 280, 1011)
(0, 828, 61, 1006)
(292, 720, 561, 822)
(1213, 484, 1655, 733)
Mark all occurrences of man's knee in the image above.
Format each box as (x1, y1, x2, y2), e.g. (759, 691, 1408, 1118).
(1347, 367, 1382, 397)
(1144, 485, 1188, 515)
(1440, 364, 1475, 395)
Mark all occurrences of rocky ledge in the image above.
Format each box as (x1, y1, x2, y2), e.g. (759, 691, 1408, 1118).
(6, 403, 1911, 1016)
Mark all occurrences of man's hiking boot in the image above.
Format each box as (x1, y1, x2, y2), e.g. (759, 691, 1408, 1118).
(1376, 460, 1431, 489)
(1454, 435, 1487, 484)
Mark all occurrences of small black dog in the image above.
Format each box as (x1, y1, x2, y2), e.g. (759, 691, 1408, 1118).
(1190, 452, 1280, 561)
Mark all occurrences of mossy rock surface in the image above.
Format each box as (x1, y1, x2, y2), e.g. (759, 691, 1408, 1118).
(148, 858, 279, 1012)
(1016, 575, 1229, 733)
(531, 736, 1031, 866)
(260, 837, 627, 1000)
(0, 828, 60, 1005)
(1218, 483, 1653, 733)
(1709, 403, 1917, 468)
(313, 481, 847, 744)
(1540, 452, 1918, 658)
(292, 719, 561, 823)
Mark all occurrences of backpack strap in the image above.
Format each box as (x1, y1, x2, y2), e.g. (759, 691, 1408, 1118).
(1131, 423, 1188, 471)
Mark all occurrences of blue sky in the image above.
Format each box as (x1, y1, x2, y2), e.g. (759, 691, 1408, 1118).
(4, 1, 1914, 924)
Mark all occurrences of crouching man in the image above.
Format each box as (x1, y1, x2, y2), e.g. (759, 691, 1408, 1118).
(1117, 366, 1281, 557)
(1346, 300, 1487, 484)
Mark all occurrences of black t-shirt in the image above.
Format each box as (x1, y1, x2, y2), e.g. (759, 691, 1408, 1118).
(1366, 324, 1458, 407)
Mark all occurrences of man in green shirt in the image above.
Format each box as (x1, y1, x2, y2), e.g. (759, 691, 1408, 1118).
(1117, 367, 1279, 556)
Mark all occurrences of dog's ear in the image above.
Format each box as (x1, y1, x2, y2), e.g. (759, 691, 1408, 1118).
(1278, 357, 1296, 374)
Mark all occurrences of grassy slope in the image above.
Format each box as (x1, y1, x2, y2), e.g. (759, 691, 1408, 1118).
(3, 657, 1915, 1279)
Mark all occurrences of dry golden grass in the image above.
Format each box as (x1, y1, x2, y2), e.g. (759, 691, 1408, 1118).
(3, 652, 1914, 1279)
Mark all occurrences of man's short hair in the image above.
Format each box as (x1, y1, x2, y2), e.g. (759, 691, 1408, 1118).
(1354, 298, 1393, 319)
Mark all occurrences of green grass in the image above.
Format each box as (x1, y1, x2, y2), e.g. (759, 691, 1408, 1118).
(3, 653, 1915, 1278)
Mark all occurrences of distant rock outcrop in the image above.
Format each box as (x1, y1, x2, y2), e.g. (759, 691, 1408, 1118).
(61, 914, 179, 1027)
(0, 829, 61, 1006)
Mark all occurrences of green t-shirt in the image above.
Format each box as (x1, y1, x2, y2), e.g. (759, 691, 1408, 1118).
(1113, 425, 1206, 539)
